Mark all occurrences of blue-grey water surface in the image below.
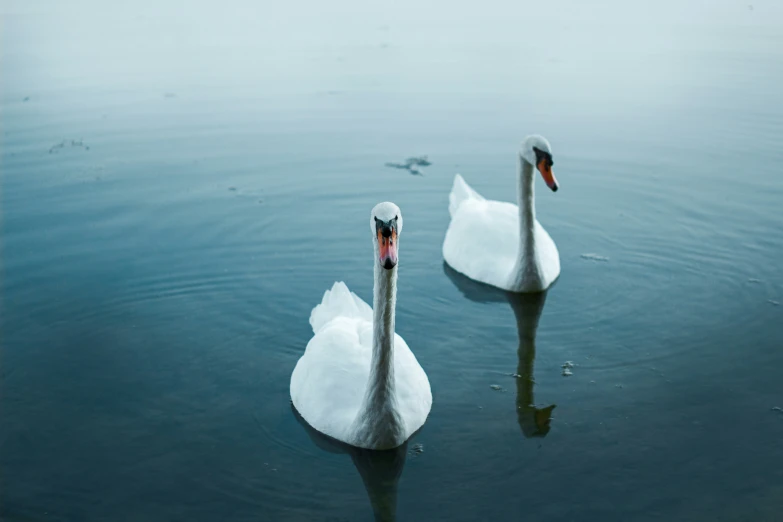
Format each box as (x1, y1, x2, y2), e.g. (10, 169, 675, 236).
(2, 1, 783, 521)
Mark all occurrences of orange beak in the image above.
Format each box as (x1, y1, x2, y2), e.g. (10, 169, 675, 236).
(377, 229, 398, 269)
(537, 159, 559, 192)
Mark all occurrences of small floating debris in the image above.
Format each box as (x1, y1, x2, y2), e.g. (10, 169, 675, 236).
(561, 361, 574, 377)
(385, 155, 432, 176)
(509, 373, 521, 379)
(408, 443, 425, 457)
(748, 278, 762, 283)
(768, 300, 780, 306)
(489, 384, 504, 391)
(562, 368, 572, 377)
(49, 139, 89, 154)
(615, 384, 624, 389)
(580, 253, 609, 262)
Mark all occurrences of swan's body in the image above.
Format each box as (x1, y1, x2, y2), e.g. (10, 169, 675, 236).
(290, 203, 432, 450)
(443, 135, 561, 293)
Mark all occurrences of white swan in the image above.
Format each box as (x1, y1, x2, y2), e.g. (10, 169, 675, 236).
(290, 202, 432, 450)
(443, 135, 561, 293)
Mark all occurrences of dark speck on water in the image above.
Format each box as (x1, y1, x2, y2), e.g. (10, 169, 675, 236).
(2, 3, 782, 521)
(48, 139, 89, 154)
(409, 443, 425, 457)
(385, 155, 431, 176)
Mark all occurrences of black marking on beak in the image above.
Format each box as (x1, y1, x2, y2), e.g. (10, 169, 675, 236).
(374, 215, 398, 237)
(533, 146, 554, 168)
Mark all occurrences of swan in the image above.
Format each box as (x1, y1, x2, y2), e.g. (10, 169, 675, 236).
(443, 135, 561, 293)
(290, 202, 432, 450)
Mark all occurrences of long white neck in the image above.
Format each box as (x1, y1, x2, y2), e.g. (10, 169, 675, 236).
(509, 157, 541, 291)
(369, 260, 397, 406)
(518, 156, 537, 257)
(352, 249, 404, 449)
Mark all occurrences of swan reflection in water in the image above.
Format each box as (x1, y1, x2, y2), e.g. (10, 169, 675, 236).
(292, 404, 408, 522)
(444, 262, 556, 437)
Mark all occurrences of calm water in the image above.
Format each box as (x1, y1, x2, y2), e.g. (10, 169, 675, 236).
(2, 1, 783, 521)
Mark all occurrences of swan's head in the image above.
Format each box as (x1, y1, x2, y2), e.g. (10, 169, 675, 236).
(370, 202, 402, 270)
(520, 135, 558, 192)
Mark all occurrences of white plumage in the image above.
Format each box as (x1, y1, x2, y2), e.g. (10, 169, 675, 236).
(291, 203, 432, 450)
(443, 135, 561, 293)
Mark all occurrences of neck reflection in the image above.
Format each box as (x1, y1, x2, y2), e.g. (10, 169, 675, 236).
(507, 291, 556, 437)
(443, 262, 556, 438)
(292, 404, 408, 522)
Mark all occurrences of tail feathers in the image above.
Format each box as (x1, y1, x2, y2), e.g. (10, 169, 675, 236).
(448, 174, 484, 217)
(309, 281, 373, 333)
